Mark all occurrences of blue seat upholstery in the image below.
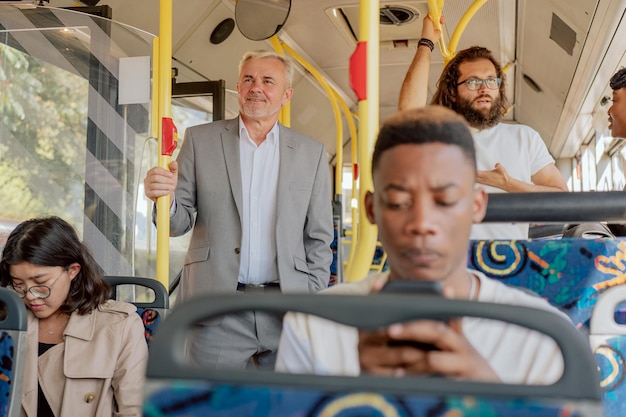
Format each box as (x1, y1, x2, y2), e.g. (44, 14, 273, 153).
(469, 238, 626, 417)
(376, 238, 626, 329)
(143, 294, 601, 417)
(104, 276, 168, 346)
(0, 287, 27, 417)
(467, 238, 626, 331)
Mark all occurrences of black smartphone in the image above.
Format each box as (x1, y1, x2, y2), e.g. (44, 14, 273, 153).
(380, 280, 444, 351)
(380, 280, 443, 296)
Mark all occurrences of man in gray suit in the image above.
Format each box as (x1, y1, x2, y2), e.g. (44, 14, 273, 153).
(144, 50, 334, 369)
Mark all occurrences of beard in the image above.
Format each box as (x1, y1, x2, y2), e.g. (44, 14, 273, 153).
(455, 94, 503, 129)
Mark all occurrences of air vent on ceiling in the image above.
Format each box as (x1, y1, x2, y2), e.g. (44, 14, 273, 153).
(380, 6, 417, 26)
(550, 13, 576, 56)
(326, 3, 425, 47)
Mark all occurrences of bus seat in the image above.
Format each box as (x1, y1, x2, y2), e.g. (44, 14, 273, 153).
(329, 224, 338, 286)
(562, 223, 615, 239)
(143, 294, 601, 417)
(468, 238, 626, 331)
(104, 276, 169, 346)
(591, 285, 626, 417)
(0, 288, 27, 417)
(370, 242, 388, 272)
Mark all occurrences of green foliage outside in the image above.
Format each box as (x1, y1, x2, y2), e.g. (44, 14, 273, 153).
(0, 43, 88, 226)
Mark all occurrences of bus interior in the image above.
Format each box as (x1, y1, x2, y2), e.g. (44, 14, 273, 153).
(1, 0, 626, 415)
(1, 0, 625, 285)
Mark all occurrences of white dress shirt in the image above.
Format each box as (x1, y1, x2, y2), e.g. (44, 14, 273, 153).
(238, 119, 280, 284)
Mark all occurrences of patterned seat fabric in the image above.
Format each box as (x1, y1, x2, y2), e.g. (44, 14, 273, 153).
(137, 308, 161, 347)
(0, 331, 14, 416)
(144, 381, 587, 417)
(468, 238, 626, 417)
(468, 238, 626, 330)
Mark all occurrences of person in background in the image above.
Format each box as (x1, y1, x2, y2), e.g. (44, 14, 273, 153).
(143, 50, 333, 369)
(398, 16, 568, 240)
(608, 67, 626, 139)
(276, 106, 570, 384)
(0, 216, 147, 417)
(609, 67, 626, 194)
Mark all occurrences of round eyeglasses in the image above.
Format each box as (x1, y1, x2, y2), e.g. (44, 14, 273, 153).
(10, 270, 63, 299)
(457, 77, 501, 91)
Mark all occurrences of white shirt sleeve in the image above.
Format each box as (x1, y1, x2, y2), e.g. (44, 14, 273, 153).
(275, 312, 316, 374)
(169, 196, 177, 216)
(526, 128, 556, 175)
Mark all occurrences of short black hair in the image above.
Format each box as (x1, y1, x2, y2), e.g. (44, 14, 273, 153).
(372, 106, 477, 175)
(610, 67, 626, 91)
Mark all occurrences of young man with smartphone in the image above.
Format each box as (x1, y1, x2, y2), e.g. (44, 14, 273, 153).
(275, 106, 570, 384)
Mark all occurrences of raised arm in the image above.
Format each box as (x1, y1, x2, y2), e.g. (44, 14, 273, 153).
(398, 15, 442, 111)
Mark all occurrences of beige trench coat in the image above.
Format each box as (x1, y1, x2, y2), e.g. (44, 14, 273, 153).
(21, 300, 148, 417)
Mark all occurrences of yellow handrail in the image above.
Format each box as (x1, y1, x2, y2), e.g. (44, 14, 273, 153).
(276, 41, 345, 200)
(151, 39, 159, 143)
(427, 0, 450, 60)
(428, 0, 489, 64)
(155, 0, 173, 291)
(333, 90, 360, 270)
(345, 0, 379, 282)
(448, 0, 488, 57)
(271, 38, 362, 281)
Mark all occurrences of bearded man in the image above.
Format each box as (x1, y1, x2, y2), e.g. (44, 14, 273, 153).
(398, 16, 568, 240)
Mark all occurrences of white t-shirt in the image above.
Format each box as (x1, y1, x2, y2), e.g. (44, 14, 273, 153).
(471, 123, 556, 240)
(276, 271, 567, 385)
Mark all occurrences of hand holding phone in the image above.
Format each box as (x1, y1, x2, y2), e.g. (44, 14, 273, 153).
(380, 279, 444, 351)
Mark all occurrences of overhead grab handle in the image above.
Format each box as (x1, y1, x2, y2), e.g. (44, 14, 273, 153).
(427, 0, 489, 64)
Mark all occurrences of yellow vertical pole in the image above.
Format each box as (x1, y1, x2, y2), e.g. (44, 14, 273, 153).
(285, 43, 345, 283)
(277, 41, 344, 196)
(155, 0, 173, 290)
(151, 39, 160, 146)
(345, 0, 379, 282)
(344, 108, 359, 271)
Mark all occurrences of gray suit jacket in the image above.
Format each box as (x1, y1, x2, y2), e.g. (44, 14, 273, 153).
(170, 118, 334, 303)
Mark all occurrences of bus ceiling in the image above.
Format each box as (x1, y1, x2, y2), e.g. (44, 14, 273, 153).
(2, 0, 626, 169)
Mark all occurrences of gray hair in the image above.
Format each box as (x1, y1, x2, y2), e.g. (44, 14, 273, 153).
(238, 50, 294, 87)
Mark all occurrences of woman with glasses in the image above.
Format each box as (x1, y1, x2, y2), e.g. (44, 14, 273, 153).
(0, 216, 148, 417)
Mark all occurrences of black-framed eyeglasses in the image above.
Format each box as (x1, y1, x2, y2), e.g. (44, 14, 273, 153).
(457, 77, 501, 91)
(10, 269, 64, 299)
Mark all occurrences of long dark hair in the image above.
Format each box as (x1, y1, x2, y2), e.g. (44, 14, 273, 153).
(0, 216, 111, 315)
(431, 46, 509, 118)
